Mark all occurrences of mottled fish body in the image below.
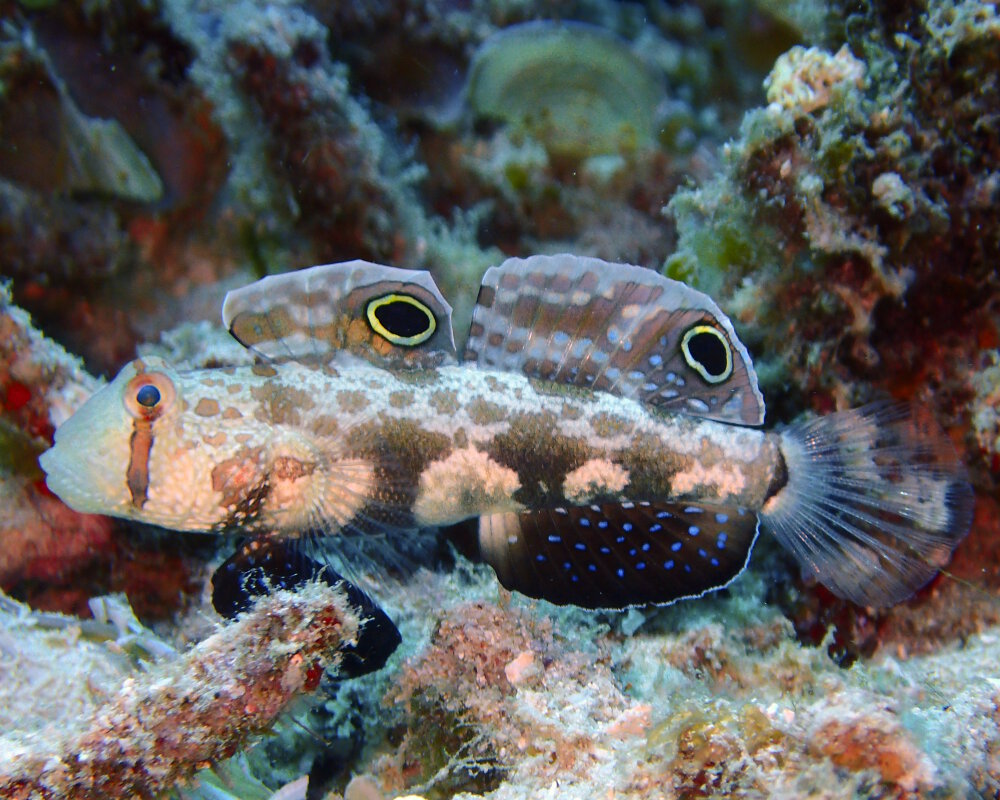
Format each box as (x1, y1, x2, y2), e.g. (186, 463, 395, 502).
(40, 255, 973, 609)
(45, 359, 781, 532)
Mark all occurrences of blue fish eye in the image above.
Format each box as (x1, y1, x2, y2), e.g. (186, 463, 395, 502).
(136, 384, 161, 408)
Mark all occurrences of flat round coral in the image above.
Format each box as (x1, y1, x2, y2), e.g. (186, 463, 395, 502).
(466, 21, 664, 159)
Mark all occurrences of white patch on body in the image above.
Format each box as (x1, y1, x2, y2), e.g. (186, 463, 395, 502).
(670, 461, 747, 500)
(143, 443, 231, 530)
(562, 459, 630, 503)
(413, 446, 522, 525)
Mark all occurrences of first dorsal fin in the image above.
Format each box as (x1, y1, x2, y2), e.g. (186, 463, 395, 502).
(223, 260, 456, 369)
(464, 254, 764, 425)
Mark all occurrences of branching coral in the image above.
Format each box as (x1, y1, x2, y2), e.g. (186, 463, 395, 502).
(0, 581, 359, 800)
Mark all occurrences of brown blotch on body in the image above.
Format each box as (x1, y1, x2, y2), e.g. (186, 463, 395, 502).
(337, 390, 369, 414)
(346, 418, 451, 497)
(485, 411, 590, 508)
(389, 390, 414, 409)
(272, 456, 316, 480)
(309, 414, 340, 437)
(222, 406, 243, 420)
(194, 398, 221, 417)
(429, 389, 460, 415)
(211, 448, 268, 527)
(617, 432, 686, 499)
(251, 383, 316, 426)
(562, 402, 583, 420)
(251, 363, 278, 378)
(467, 397, 507, 425)
(392, 368, 441, 386)
(484, 375, 506, 394)
(590, 411, 634, 438)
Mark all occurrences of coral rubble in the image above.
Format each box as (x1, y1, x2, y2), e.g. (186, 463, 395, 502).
(0, 581, 359, 800)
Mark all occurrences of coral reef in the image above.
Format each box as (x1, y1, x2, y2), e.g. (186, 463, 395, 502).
(337, 571, 1000, 799)
(1, 0, 999, 797)
(666, 1, 1000, 427)
(0, 284, 115, 609)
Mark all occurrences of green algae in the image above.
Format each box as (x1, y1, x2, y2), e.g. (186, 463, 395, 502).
(467, 21, 665, 160)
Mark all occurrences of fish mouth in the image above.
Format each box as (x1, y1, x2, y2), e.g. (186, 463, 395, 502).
(38, 402, 132, 518)
(36, 372, 137, 517)
(38, 443, 112, 516)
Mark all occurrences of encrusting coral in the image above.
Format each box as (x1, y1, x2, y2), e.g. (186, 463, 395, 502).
(667, 0, 1000, 427)
(0, 580, 360, 800)
(0, 283, 116, 607)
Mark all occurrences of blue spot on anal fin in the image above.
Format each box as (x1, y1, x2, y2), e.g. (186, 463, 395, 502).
(477, 501, 761, 609)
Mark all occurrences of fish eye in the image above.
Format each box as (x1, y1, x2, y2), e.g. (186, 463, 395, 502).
(135, 384, 161, 408)
(680, 325, 733, 384)
(123, 371, 176, 420)
(366, 293, 437, 346)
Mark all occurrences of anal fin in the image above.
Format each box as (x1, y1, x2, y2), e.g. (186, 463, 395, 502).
(479, 501, 759, 609)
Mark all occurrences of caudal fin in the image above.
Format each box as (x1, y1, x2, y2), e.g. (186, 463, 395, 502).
(759, 402, 974, 607)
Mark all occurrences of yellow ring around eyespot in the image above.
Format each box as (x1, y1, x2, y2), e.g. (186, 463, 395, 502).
(366, 293, 437, 347)
(680, 324, 733, 384)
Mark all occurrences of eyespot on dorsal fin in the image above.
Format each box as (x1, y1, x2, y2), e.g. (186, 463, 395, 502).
(464, 254, 764, 425)
(223, 260, 457, 369)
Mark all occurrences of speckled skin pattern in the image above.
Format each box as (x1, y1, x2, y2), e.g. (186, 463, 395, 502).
(39, 355, 783, 537)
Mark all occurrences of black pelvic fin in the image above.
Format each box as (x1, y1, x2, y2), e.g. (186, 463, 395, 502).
(211, 537, 400, 677)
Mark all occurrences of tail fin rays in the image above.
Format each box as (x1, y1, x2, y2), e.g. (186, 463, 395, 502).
(760, 403, 974, 607)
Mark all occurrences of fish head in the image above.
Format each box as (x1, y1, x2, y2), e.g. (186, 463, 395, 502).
(39, 356, 188, 522)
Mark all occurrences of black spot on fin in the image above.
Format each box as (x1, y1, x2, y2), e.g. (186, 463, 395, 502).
(478, 501, 759, 609)
(222, 260, 456, 369)
(464, 254, 764, 424)
(212, 537, 401, 677)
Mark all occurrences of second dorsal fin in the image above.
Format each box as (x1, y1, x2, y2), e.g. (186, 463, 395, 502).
(464, 254, 764, 425)
(223, 260, 457, 369)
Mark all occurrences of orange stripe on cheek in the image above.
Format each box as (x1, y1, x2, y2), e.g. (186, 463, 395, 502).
(127, 419, 153, 508)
